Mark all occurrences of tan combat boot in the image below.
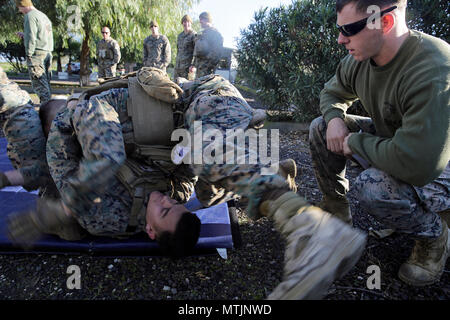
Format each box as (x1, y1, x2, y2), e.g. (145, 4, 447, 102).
(7, 198, 87, 249)
(398, 220, 449, 286)
(278, 159, 298, 193)
(0, 172, 11, 189)
(259, 191, 367, 299)
(317, 195, 352, 225)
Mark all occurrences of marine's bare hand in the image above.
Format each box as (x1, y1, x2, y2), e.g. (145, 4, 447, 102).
(326, 117, 349, 155)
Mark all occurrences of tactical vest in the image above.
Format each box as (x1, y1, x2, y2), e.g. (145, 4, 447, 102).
(97, 40, 114, 60)
(73, 67, 186, 232)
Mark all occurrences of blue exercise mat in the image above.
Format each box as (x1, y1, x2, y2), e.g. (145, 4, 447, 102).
(0, 138, 239, 255)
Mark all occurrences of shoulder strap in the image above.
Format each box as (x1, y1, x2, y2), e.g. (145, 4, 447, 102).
(115, 159, 172, 228)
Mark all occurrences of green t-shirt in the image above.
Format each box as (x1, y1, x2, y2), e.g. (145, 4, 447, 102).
(320, 30, 450, 187)
(24, 8, 54, 56)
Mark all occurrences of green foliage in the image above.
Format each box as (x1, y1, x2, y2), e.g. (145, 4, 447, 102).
(407, 0, 449, 42)
(0, 0, 78, 73)
(0, 0, 23, 44)
(237, 0, 346, 122)
(236, 0, 449, 123)
(0, 41, 27, 73)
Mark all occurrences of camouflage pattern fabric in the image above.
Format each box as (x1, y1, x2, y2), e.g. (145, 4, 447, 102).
(96, 38, 121, 78)
(183, 76, 290, 219)
(46, 88, 195, 236)
(47, 88, 131, 212)
(143, 35, 171, 73)
(174, 30, 196, 79)
(354, 165, 449, 239)
(98, 65, 116, 79)
(309, 115, 449, 239)
(193, 27, 223, 79)
(26, 51, 52, 104)
(0, 69, 53, 192)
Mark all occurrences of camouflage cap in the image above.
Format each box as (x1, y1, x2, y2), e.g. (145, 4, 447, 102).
(181, 14, 192, 24)
(199, 12, 212, 22)
(150, 20, 159, 28)
(15, 0, 33, 7)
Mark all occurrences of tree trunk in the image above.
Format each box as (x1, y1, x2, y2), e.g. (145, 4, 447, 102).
(79, 17, 91, 86)
(57, 52, 62, 72)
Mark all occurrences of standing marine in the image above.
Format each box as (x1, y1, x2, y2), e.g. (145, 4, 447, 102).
(16, 0, 53, 104)
(96, 26, 121, 80)
(143, 20, 171, 73)
(174, 15, 196, 80)
(190, 12, 223, 79)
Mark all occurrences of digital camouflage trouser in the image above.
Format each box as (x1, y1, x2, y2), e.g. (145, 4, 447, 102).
(174, 66, 190, 80)
(27, 51, 52, 104)
(185, 88, 290, 220)
(98, 64, 117, 79)
(2, 105, 54, 192)
(309, 115, 449, 239)
(0, 76, 54, 194)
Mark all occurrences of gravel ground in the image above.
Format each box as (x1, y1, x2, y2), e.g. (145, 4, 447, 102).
(0, 89, 448, 300)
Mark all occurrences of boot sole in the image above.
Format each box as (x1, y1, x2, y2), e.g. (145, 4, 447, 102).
(398, 271, 442, 287)
(268, 225, 367, 300)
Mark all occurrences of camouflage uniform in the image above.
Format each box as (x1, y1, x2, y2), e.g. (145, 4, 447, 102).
(46, 88, 195, 237)
(143, 35, 171, 73)
(0, 67, 53, 192)
(96, 38, 121, 78)
(182, 75, 290, 219)
(309, 115, 450, 238)
(23, 8, 53, 104)
(192, 27, 223, 79)
(174, 30, 196, 79)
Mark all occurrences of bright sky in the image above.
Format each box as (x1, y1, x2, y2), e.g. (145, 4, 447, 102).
(189, 0, 294, 49)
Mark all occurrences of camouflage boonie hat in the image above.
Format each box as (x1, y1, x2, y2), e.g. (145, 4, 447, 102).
(199, 12, 212, 22)
(150, 20, 159, 28)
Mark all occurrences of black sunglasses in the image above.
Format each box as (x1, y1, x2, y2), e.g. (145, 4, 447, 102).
(102, 32, 109, 34)
(336, 6, 397, 37)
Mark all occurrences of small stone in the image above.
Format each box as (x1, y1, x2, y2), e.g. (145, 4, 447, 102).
(171, 288, 177, 294)
(163, 285, 170, 291)
(108, 264, 114, 270)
